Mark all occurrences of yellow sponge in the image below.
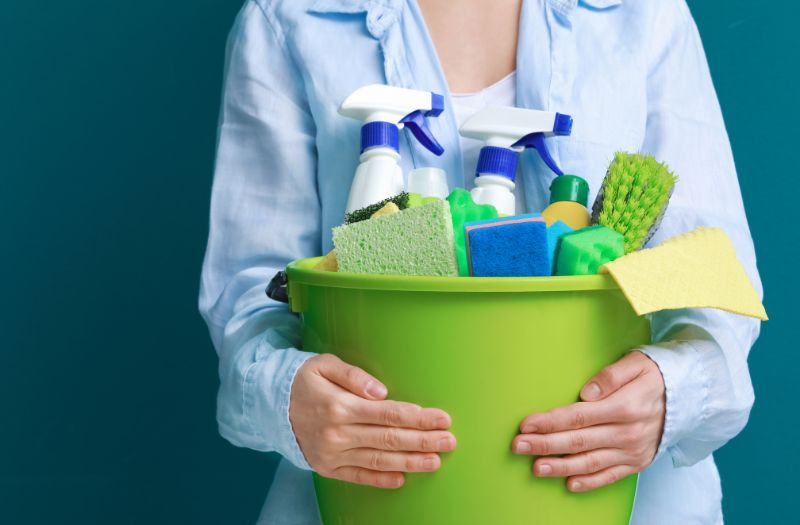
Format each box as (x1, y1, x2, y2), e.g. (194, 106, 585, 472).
(313, 250, 338, 271)
(601, 228, 767, 320)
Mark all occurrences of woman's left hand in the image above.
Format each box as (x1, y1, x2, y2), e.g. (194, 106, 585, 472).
(511, 351, 666, 493)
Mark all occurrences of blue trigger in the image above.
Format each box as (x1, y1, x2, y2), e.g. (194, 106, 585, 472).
(512, 132, 565, 176)
(400, 110, 445, 156)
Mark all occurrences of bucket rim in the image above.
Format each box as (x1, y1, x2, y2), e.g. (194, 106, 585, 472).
(287, 257, 620, 293)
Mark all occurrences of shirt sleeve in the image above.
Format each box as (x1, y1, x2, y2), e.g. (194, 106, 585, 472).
(198, 0, 320, 470)
(636, 0, 762, 467)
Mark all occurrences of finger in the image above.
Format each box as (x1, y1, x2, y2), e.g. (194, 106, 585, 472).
(567, 464, 638, 492)
(533, 449, 628, 478)
(330, 466, 405, 489)
(344, 448, 442, 473)
(519, 399, 620, 434)
(512, 425, 621, 456)
(350, 399, 452, 430)
(349, 425, 457, 453)
(316, 354, 388, 400)
(580, 352, 646, 402)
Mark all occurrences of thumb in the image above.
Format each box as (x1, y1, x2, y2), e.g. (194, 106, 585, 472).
(315, 354, 388, 400)
(580, 351, 645, 402)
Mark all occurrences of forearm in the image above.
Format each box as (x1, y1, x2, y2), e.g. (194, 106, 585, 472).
(211, 286, 317, 468)
(640, 312, 756, 467)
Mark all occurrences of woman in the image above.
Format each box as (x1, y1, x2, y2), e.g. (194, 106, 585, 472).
(199, 0, 761, 523)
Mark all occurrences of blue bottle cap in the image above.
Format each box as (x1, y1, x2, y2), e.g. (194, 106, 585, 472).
(475, 146, 519, 182)
(361, 121, 400, 153)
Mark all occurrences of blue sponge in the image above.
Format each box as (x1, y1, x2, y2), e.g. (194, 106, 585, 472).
(547, 220, 574, 273)
(465, 214, 549, 277)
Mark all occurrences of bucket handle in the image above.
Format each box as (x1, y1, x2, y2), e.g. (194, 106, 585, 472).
(266, 270, 289, 303)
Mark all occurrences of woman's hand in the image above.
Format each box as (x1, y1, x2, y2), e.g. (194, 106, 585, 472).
(512, 351, 665, 492)
(290, 354, 456, 489)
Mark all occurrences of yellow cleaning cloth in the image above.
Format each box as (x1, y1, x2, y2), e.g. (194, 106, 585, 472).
(601, 227, 767, 320)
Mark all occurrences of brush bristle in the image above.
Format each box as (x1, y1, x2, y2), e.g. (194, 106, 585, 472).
(592, 152, 677, 253)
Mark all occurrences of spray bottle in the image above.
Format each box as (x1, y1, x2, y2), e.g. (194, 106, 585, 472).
(459, 106, 573, 216)
(339, 84, 446, 213)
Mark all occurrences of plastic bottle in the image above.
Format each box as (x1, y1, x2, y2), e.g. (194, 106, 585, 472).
(459, 106, 573, 216)
(339, 84, 446, 214)
(542, 175, 590, 229)
(408, 167, 449, 199)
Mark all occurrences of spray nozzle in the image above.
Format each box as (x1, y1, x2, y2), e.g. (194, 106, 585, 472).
(400, 110, 445, 156)
(512, 132, 563, 176)
(339, 84, 446, 155)
(460, 107, 574, 180)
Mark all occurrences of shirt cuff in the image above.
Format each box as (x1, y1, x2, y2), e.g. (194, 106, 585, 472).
(243, 339, 317, 470)
(637, 341, 710, 467)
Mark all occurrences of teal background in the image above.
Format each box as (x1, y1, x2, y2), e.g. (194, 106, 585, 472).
(1, 1, 795, 523)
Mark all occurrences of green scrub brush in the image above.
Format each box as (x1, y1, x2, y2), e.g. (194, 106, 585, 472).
(592, 152, 678, 253)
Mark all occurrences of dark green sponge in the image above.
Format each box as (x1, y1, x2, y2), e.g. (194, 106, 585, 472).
(345, 193, 412, 224)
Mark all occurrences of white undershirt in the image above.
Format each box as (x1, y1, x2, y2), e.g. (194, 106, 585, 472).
(451, 71, 526, 214)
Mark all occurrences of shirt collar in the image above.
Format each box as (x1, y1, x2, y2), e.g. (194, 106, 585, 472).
(308, 0, 623, 35)
(550, 0, 622, 19)
(308, 0, 403, 38)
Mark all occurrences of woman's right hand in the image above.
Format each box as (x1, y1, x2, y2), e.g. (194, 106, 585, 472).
(289, 354, 456, 489)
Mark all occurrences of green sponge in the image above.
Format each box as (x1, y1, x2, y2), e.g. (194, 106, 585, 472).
(446, 189, 499, 276)
(555, 225, 624, 276)
(592, 152, 678, 253)
(333, 200, 458, 276)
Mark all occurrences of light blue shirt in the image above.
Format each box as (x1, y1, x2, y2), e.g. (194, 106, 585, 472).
(199, 1, 763, 523)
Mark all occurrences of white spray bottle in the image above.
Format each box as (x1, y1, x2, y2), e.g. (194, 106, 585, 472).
(459, 106, 573, 215)
(339, 84, 445, 213)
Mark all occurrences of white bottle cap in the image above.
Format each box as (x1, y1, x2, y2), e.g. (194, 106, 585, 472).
(408, 167, 449, 199)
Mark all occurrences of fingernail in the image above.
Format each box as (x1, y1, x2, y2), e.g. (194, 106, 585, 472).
(583, 382, 601, 401)
(538, 464, 552, 476)
(434, 416, 450, 428)
(437, 437, 454, 451)
(423, 457, 437, 470)
(365, 381, 387, 399)
(571, 481, 583, 491)
(516, 441, 531, 453)
(521, 424, 537, 434)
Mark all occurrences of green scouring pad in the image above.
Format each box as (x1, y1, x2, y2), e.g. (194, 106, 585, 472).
(333, 200, 458, 276)
(592, 152, 678, 253)
(344, 192, 436, 224)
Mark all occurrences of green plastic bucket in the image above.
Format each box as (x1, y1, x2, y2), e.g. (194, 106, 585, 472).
(287, 257, 651, 525)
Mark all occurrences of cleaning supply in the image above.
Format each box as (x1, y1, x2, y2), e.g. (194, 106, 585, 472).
(406, 192, 441, 208)
(408, 167, 449, 199)
(339, 84, 446, 214)
(556, 225, 624, 276)
(287, 256, 649, 525)
(313, 250, 338, 272)
(459, 106, 573, 216)
(465, 214, 548, 277)
(542, 175, 591, 230)
(446, 188, 499, 276)
(316, 202, 402, 271)
(369, 201, 400, 219)
(345, 192, 413, 224)
(592, 152, 678, 253)
(546, 220, 573, 273)
(333, 200, 458, 276)
(601, 227, 767, 320)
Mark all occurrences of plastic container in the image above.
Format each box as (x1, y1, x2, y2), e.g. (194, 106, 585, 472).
(287, 257, 651, 525)
(542, 175, 591, 230)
